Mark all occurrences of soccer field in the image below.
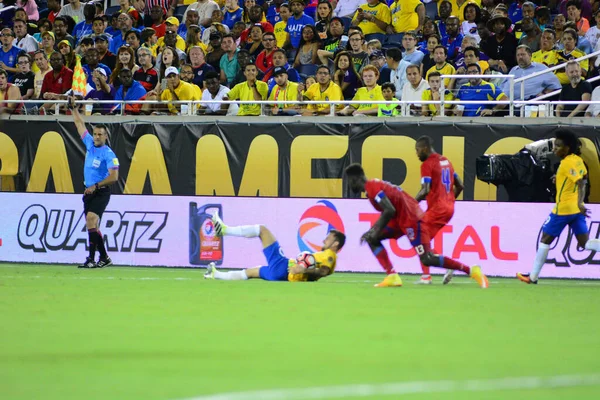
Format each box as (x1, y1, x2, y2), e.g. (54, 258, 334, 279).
(1, 264, 599, 400)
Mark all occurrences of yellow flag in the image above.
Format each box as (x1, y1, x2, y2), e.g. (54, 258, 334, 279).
(71, 55, 87, 97)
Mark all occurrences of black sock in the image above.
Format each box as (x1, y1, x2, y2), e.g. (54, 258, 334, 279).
(94, 230, 108, 259)
(88, 229, 97, 260)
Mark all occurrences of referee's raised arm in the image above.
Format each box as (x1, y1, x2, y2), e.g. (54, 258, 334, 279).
(68, 96, 88, 139)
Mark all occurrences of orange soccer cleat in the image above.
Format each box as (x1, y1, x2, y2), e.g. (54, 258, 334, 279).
(517, 272, 538, 285)
(470, 265, 489, 288)
(374, 273, 403, 288)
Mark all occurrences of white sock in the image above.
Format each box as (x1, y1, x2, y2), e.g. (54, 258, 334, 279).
(531, 243, 550, 281)
(213, 269, 248, 280)
(225, 224, 260, 238)
(585, 239, 600, 252)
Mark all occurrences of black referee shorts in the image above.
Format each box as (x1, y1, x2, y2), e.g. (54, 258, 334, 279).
(83, 186, 111, 218)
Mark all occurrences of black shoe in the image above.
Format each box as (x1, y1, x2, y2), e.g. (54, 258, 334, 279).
(78, 257, 97, 268)
(96, 257, 113, 268)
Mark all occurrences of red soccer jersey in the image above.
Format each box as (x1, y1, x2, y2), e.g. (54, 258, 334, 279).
(421, 153, 456, 214)
(365, 179, 423, 230)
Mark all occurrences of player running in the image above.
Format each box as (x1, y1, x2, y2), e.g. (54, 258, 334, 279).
(517, 130, 600, 284)
(414, 136, 464, 285)
(345, 163, 488, 288)
(204, 214, 346, 282)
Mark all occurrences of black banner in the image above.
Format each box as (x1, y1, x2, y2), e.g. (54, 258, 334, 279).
(1, 120, 599, 202)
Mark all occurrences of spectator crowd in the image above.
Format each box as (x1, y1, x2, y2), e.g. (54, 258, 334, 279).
(0, 0, 599, 117)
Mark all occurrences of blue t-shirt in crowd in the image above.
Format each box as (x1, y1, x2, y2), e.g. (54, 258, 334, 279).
(286, 14, 315, 48)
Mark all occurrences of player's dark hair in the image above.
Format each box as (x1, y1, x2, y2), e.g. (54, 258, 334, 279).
(555, 129, 581, 155)
(464, 46, 480, 58)
(344, 163, 365, 178)
(94, 124, 110, 136)
(416, 135, 433, 148)
(204, 71, 219, 81)
(329, 229, 346, 250)
(382, 82, 396, 92)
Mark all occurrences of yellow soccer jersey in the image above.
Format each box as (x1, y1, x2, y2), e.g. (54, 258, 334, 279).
(352, 3, 392, 35)
(288, 248, 337, 282)
(160, 81, 201, 114)
(269, 81, 299, 108)
(390, 0, 422, 33)
(553, 49, 588, 85)
(227, 80, 269, 116)
(304, 81, 344, 112)
(532, 49, 556, 66)
(421, 88, 454, 115)
(274, 21, 288, 48)
(426, 63, 456, 88)
(352, 85, 384, 111)
(553, 154, 587, 215)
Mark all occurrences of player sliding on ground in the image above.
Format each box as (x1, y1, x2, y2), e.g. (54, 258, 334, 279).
(345, 163, 489, 288)
(414, 135, 464, 285)
(518, 130, 600, 284)
(204, 214, 346, 282)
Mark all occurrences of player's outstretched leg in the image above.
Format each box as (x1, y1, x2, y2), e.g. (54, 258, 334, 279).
(414, 262, 432, 285)
(421, 252, 489, 288)
(212, 213, 260, 238)
(365, 237, 403, 288)
(204, 262, 260, 280)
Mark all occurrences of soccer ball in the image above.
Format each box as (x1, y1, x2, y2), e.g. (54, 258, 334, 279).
(296, 251, 316, 269)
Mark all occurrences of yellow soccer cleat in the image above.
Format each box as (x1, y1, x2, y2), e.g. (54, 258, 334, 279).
(470, 265, 489, 288)
(374, 273, 403, 287)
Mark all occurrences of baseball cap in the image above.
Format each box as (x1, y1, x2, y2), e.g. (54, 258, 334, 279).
(165, 16, 180, 26)
(289, 0, 304, 4)
(369, 50, 384, 59)
(94, 67, 107, 78)
(58, 39, 72, 48)
(209, 31, 222, 40)
(95, 34, 109, 43)
(42, 31, 55, 40)
(273, 66, 288, 76)
(330, 17, 344, 26)
(165, 66, 179, 76)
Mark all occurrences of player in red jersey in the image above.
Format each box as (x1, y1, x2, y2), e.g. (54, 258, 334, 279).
(414, 136, 464, 285)
(345, 163, 488, 288)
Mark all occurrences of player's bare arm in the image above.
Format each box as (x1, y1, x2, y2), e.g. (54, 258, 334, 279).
(577, 175, 589, 216)
(415, 181, 431, 202)
(290, 265, 331, 281)
(453, 174, 464, 198)
(361, 195, 396, 244)
(68, 96, 87, 138)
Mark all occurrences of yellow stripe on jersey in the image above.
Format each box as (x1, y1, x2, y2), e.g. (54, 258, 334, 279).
(288, 248, 337, 282)
(553, 154, 587, 215)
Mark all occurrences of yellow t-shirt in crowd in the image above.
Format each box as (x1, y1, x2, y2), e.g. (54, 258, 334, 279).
(274, 20, 288, 49)
(553, 154, 587, 215)
(352, 85, 384, 111)
(439, 0, 481, 23)
(269, 81, 299, 106)
(160, 80, 201, 114)
(426, 62, 456, 88)
(352, 3, 392, 35)
(390, 0, 422, 33)
(156, 35, 190, 53)
(304, 81, 344, 112)
(421, 88, 454, 115)
(532, 49, 557, 66)
(226, 80, 269, 115)
(288, 248, 337, 282)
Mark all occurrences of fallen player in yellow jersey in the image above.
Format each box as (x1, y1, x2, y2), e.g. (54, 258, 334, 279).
(204, 214, 345, 282)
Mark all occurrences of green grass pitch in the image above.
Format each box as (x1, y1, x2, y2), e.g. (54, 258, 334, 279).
(1, 264, 600, 400)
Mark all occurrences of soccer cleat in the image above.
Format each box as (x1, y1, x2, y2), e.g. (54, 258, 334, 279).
(442, 269, 454, 285)
(96, 257, 112, 268)
(517, 272, 538, 284)
(204, 262, 216, 279)
(78, 257, 97, 269)
(413, 276, 432, 285)
(374, 273, 403, 287)
(212, 213, 226, 237)
(470, 265, 489, 288)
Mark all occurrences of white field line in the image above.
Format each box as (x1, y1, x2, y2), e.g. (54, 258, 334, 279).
(176, 373, 600, 400)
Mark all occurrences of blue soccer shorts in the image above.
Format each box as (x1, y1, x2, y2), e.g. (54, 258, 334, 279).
(542, 213, 588, 237)
(258, 241, 290, 281)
